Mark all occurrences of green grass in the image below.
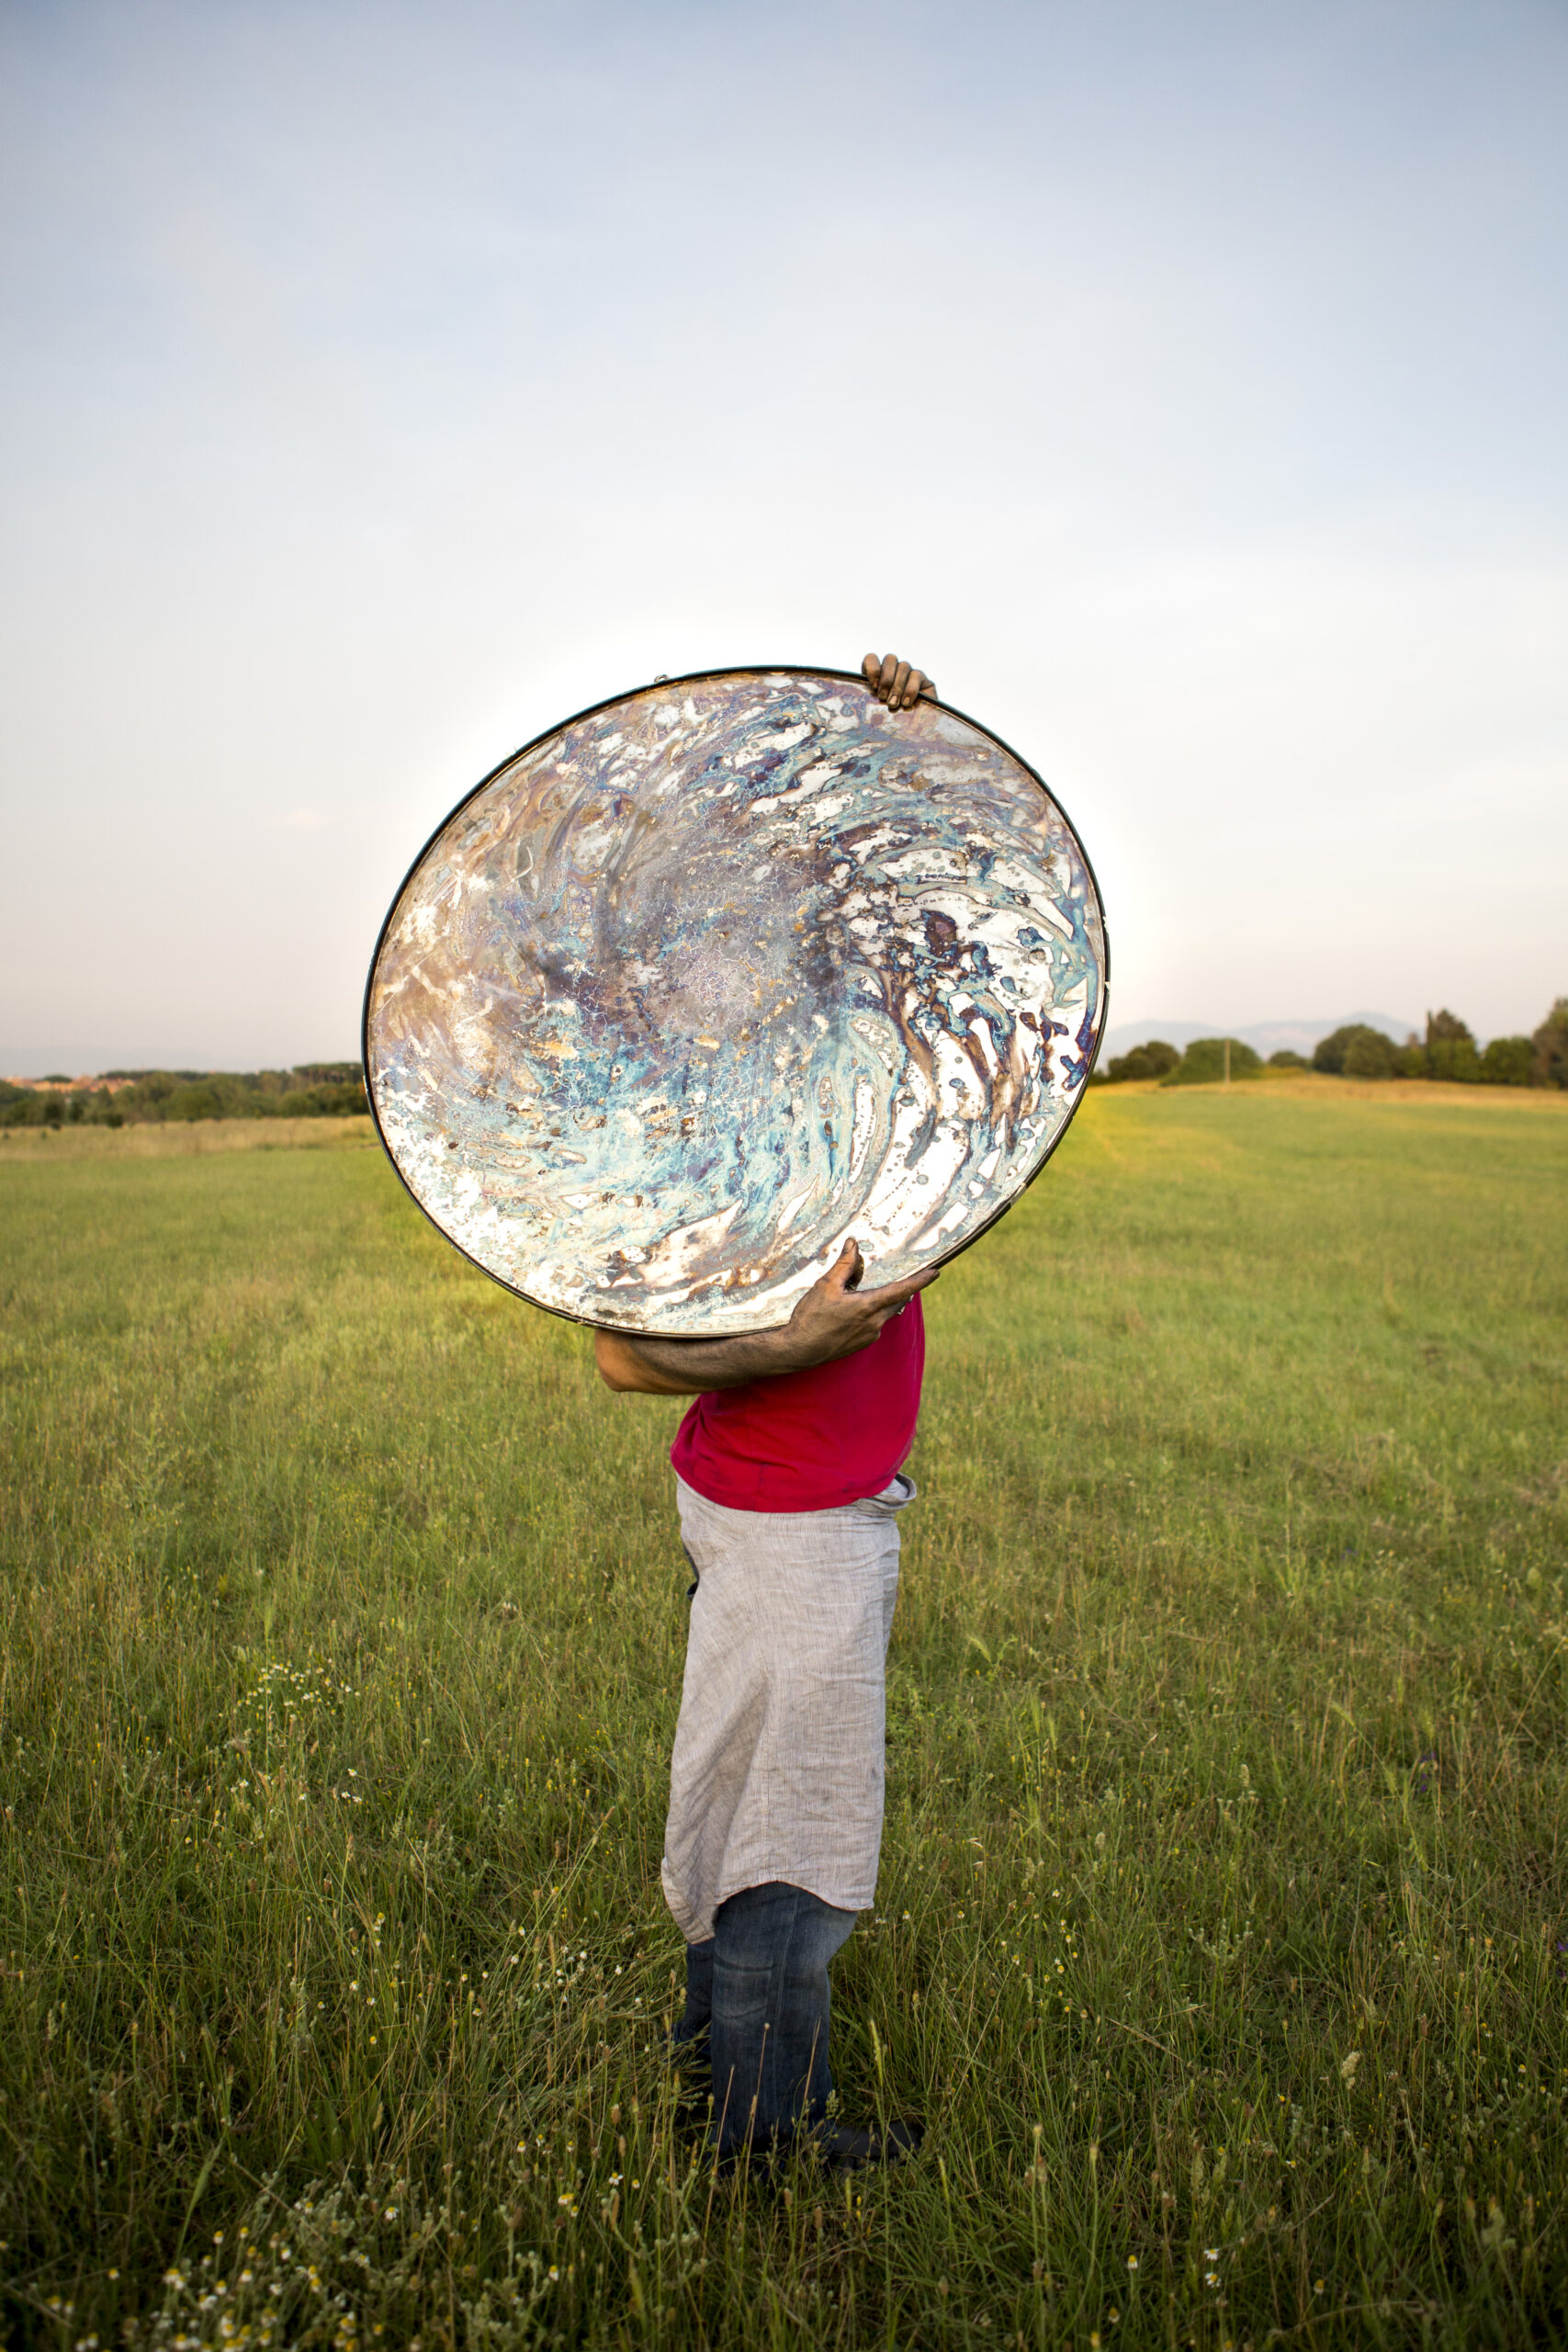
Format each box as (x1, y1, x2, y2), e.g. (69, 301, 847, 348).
(1, 1084, 1565, 2350)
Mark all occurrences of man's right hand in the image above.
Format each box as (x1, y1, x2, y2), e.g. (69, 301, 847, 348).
(777, 1238, 933, 1366)
(592, 1238, 937, 1395)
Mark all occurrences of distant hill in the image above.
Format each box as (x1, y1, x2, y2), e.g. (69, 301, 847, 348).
(1101, 1012, 1414, 1060)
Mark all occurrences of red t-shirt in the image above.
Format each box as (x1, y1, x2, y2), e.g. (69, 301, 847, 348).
(671, 1296, 925, 1513)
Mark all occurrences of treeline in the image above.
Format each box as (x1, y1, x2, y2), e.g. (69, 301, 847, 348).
(0, 1064, 367, 1129)
(1095, 1000, 1568, 1091)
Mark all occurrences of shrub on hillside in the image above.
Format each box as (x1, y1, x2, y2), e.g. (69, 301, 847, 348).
(1532, 998, 1568, 1089)
(165, 1083, 226, 1123)
(276, 1080, 367, 1116)
(1268, 1048, 1308, 1068)
(1169, 1037, 1262, 1084)
(1102, 1038, 1180, 1083)
(1421, 1010, 1480, 1083)
(1481, 1035, 1533, 1087)
(1312, 1023, 1396, 1076)
(1344, 1029, 1398, 1079)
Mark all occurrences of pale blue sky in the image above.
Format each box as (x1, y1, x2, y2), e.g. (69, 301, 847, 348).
(3, 0, 1564, 1069)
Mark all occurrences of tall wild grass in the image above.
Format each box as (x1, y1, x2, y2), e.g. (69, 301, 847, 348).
(1, 1085, 1565, 2347)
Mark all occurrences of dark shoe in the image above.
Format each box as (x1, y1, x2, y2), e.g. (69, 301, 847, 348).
(817, 2120, 922, 2173)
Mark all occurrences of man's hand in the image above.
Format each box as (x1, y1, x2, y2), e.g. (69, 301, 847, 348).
(593, 1238, 937, 1396)
(863, 651, 938, 710)
(778, 1237, 931, 1366)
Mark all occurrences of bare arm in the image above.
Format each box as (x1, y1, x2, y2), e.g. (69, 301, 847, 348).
(593, 1238, 936, 1396)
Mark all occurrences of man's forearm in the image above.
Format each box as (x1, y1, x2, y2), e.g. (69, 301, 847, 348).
(604, 1327, 800, 1395)
(592, 1238, 935, 1396)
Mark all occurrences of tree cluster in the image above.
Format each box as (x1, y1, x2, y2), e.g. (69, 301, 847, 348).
(1100, 1038, 1181, 1083)
(1091, 1000, 1567, 1091)
(1313, 1002, 1566, 1087)
(1093, 1035, 1265, 1087)
(0, 1064, 367, 1130)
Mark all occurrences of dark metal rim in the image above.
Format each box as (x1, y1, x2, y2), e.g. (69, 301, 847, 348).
(360, 663, 1112, 1332)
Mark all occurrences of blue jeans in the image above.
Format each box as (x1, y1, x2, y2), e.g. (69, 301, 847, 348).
(672, 1880, 857, 2155)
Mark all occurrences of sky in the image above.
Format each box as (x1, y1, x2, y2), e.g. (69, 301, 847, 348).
(2, 0, 1564, 1072)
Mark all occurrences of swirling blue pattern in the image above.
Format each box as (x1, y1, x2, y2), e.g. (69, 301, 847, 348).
(366, 670, 1107, 1333)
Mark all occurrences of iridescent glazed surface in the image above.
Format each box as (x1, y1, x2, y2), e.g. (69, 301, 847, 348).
(366, 671, 1106, 1334)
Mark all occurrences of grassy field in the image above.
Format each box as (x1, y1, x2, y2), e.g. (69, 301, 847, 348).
(0, 1115, 378, 1162)
(1, 1081, 1565, 2350)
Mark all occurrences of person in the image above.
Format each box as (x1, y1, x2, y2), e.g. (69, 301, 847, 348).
(593, 650, 941, 2171)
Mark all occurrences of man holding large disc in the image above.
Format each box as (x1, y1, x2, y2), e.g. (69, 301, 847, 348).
(595, 650, 939, 2172)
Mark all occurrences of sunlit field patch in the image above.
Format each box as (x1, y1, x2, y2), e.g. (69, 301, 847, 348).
(1, 1085, 1565, 2346)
